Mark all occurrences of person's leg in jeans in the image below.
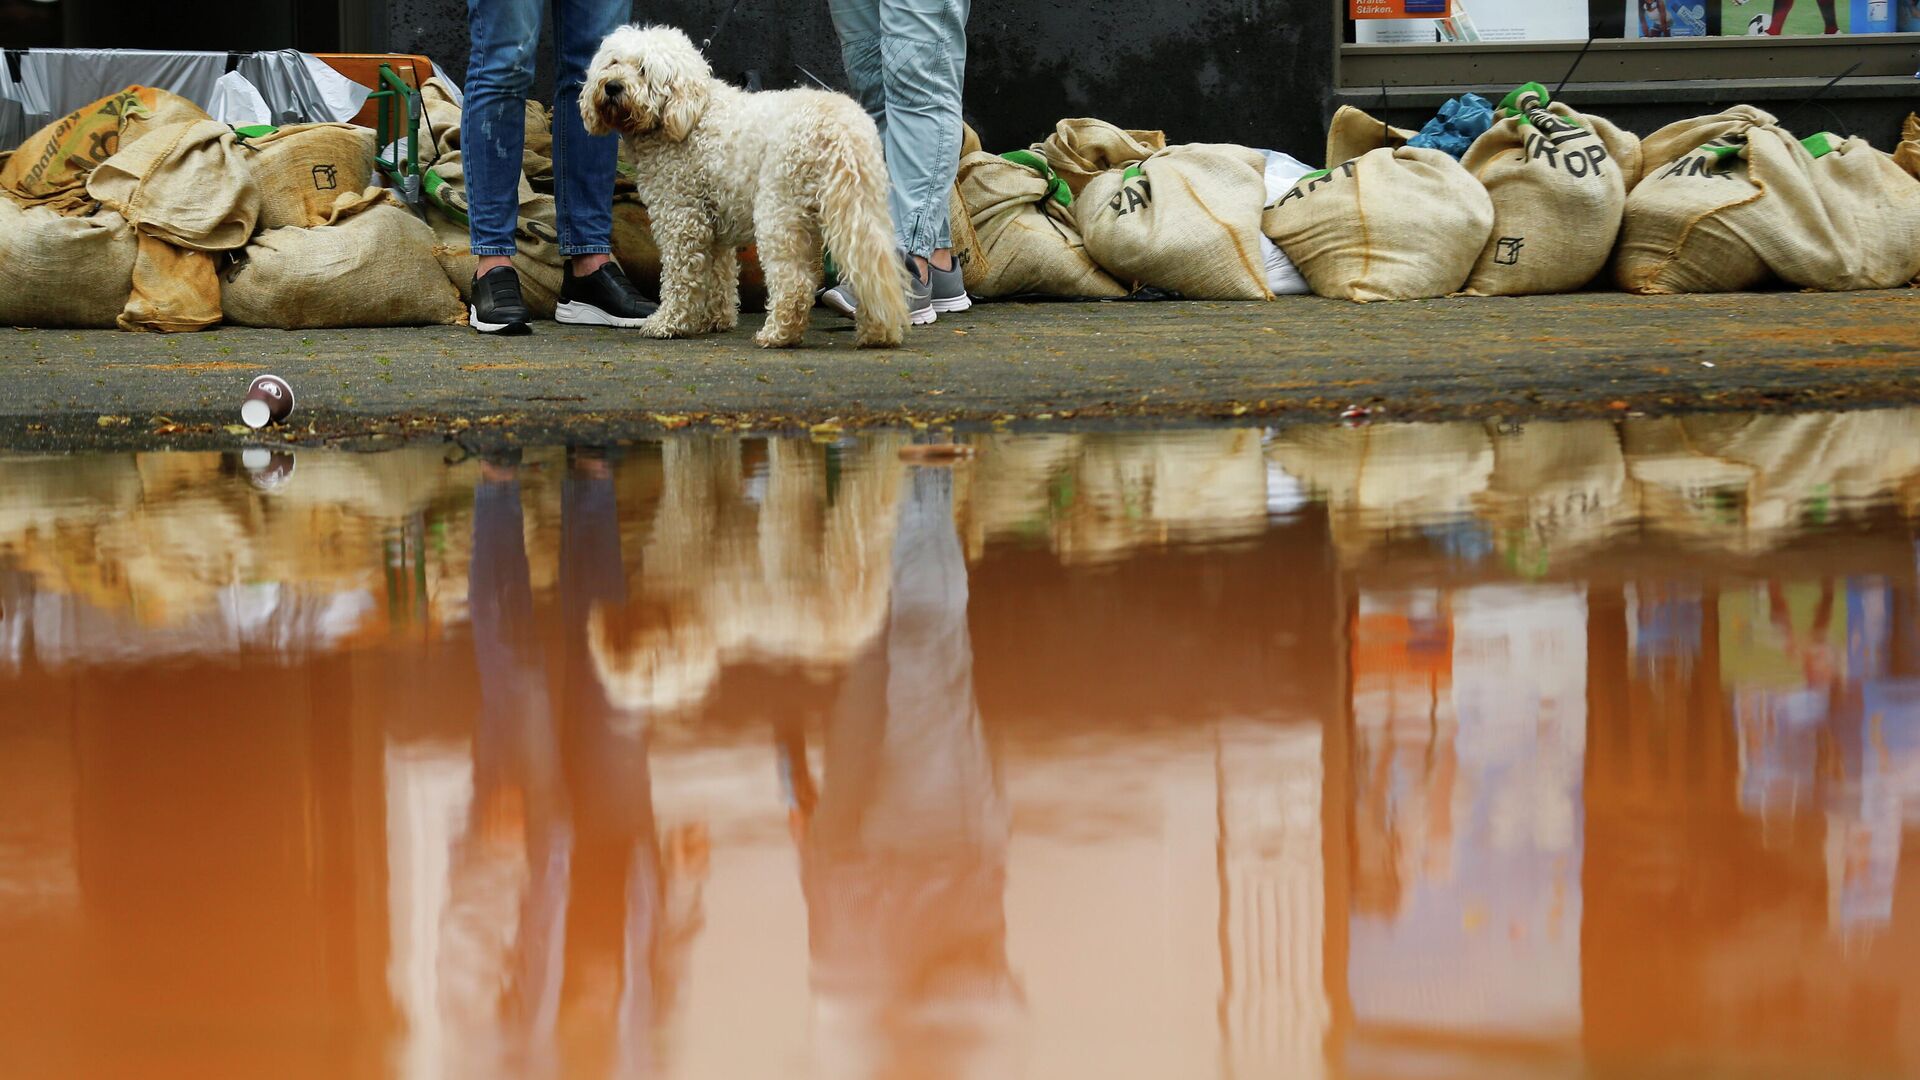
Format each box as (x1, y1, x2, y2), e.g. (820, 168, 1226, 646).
(878, 0, 967, 274)
(552, 0, 632, 274)
(465, 0, 541, 267)
(830, 0, 968, 275)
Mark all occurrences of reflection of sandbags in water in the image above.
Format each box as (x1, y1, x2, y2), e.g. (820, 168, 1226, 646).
(1621, 417, 1758, 545)
(1680, 411, 1920, 539)
(0, 201, 136, 328)
(1268, 423, 1495, 560)
(953, 434, 1086, 559)
(591, 436, 906, 714)
(1474, 420, 1633, 563)
(1055, 430, 1269, 564)
(222, 189, 467, 328)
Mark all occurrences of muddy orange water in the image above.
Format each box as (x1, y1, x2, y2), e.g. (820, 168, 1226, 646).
(4, 414, 1920, 1079)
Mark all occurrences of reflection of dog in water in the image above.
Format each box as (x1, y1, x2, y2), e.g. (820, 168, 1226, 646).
(588, 438, 906, 716)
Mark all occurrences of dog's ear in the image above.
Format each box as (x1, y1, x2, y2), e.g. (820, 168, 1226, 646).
(661, 76, 710, 142)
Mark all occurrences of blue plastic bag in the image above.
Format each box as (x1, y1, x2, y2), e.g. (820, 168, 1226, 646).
(1405, 93, 1495, 160)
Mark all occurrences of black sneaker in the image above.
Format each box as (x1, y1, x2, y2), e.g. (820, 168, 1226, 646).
(556, 261, 659, 327)
(470, 265, 532, 335)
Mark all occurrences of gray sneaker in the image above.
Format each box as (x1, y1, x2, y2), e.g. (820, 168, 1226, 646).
(816, 252, 938, 326)
(929, 255, 971, 314)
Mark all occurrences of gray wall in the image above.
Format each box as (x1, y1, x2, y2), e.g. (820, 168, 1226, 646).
(382, 0, 1340, 161)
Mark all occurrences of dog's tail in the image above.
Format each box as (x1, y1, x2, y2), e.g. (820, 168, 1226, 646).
(818, 122, 908, 348)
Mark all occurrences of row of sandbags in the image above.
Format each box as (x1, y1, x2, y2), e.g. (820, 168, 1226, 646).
(954, 95, 1920, 304)
(0, 86, 466, 330)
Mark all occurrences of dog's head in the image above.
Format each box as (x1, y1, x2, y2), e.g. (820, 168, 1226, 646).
(581, 24, 713, 142)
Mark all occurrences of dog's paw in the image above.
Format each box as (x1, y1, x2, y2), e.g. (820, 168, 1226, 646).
(754, 326, 801, 349)
(705, 310, 739, 333)
(637, 316, 681, 339)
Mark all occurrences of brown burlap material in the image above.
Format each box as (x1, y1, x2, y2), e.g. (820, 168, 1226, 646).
(1078, 143, 1273, 300)
(1618, 124, 1920, 294)
(222, 188, 466, 328)
(1638, 105, 1778, 175)
(238, 123, 377, 230)
(0, 201, 136, 328)
(1895, 113, 1920, 181)
(120, 236, 223, 333)
(1324, 106, 1415, 171)
(86, 118, 261, 251)
(953, 151, 1126, 299)
(1263, 146, 1494, 302)
(1460, 95, 1640, 296)
(1032, 118, 1167, 196)
(0, 87, 208, 215)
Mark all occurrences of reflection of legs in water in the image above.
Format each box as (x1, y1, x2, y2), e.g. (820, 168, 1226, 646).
(447, 459, 572, 1065)
(801, 463, 1021, 1077)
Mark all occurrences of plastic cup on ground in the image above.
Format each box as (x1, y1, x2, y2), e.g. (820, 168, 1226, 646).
(241, 374, 296, 429)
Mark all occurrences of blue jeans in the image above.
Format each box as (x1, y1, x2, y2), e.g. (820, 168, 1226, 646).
(829, 0, 969, 258)
(465, 0, 633, 257)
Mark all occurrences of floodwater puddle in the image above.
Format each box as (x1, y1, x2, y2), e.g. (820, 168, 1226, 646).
(3, 412, 1920, 1078)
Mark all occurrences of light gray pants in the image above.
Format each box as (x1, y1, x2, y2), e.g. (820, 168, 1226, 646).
(829, 0, 969, 258)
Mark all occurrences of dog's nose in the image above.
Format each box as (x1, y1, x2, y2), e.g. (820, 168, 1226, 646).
(605, 81, 625, 100)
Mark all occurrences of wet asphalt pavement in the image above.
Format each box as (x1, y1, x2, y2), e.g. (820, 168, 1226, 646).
(2, 290, 1916, 450)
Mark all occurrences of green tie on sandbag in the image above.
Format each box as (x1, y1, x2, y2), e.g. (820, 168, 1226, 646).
(1457, 83, 1643, 297)
(1263, 146, 1495, 303)
(1031, 119, 1166, 197)
(1618, 121, 1920, 294)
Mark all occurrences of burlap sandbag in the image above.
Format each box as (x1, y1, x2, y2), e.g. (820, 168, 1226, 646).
(1033, 118, 1166, 196)
(1618, 126, 1920, 294)
(1078, 143, 1272, 300)
(421, 77, 463, 160)
(0, 87, 207, 215)
(1895, 113, 1920, 180)
(120, 237, 223, 333)
(222, 188, 465, 328)
(1615, 136, 1770, 295)
(0, 201, 135, 327)
(954, 150, 1126, 299)
(1263, 146, 1495, 302)
(86, 119, 261, 251)
(1325, 105, 1415, 171)
(237, 123, 376, 230)
(1460, 84, 1641, 296)
(1638, 105, 1778, 175)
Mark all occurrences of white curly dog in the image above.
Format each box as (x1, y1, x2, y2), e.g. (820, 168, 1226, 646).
(580, 24, 908, 348)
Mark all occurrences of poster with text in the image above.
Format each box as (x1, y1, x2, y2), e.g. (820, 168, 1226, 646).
(1352, 0, 1454, 17)
(1357, 0, 1585, 42)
